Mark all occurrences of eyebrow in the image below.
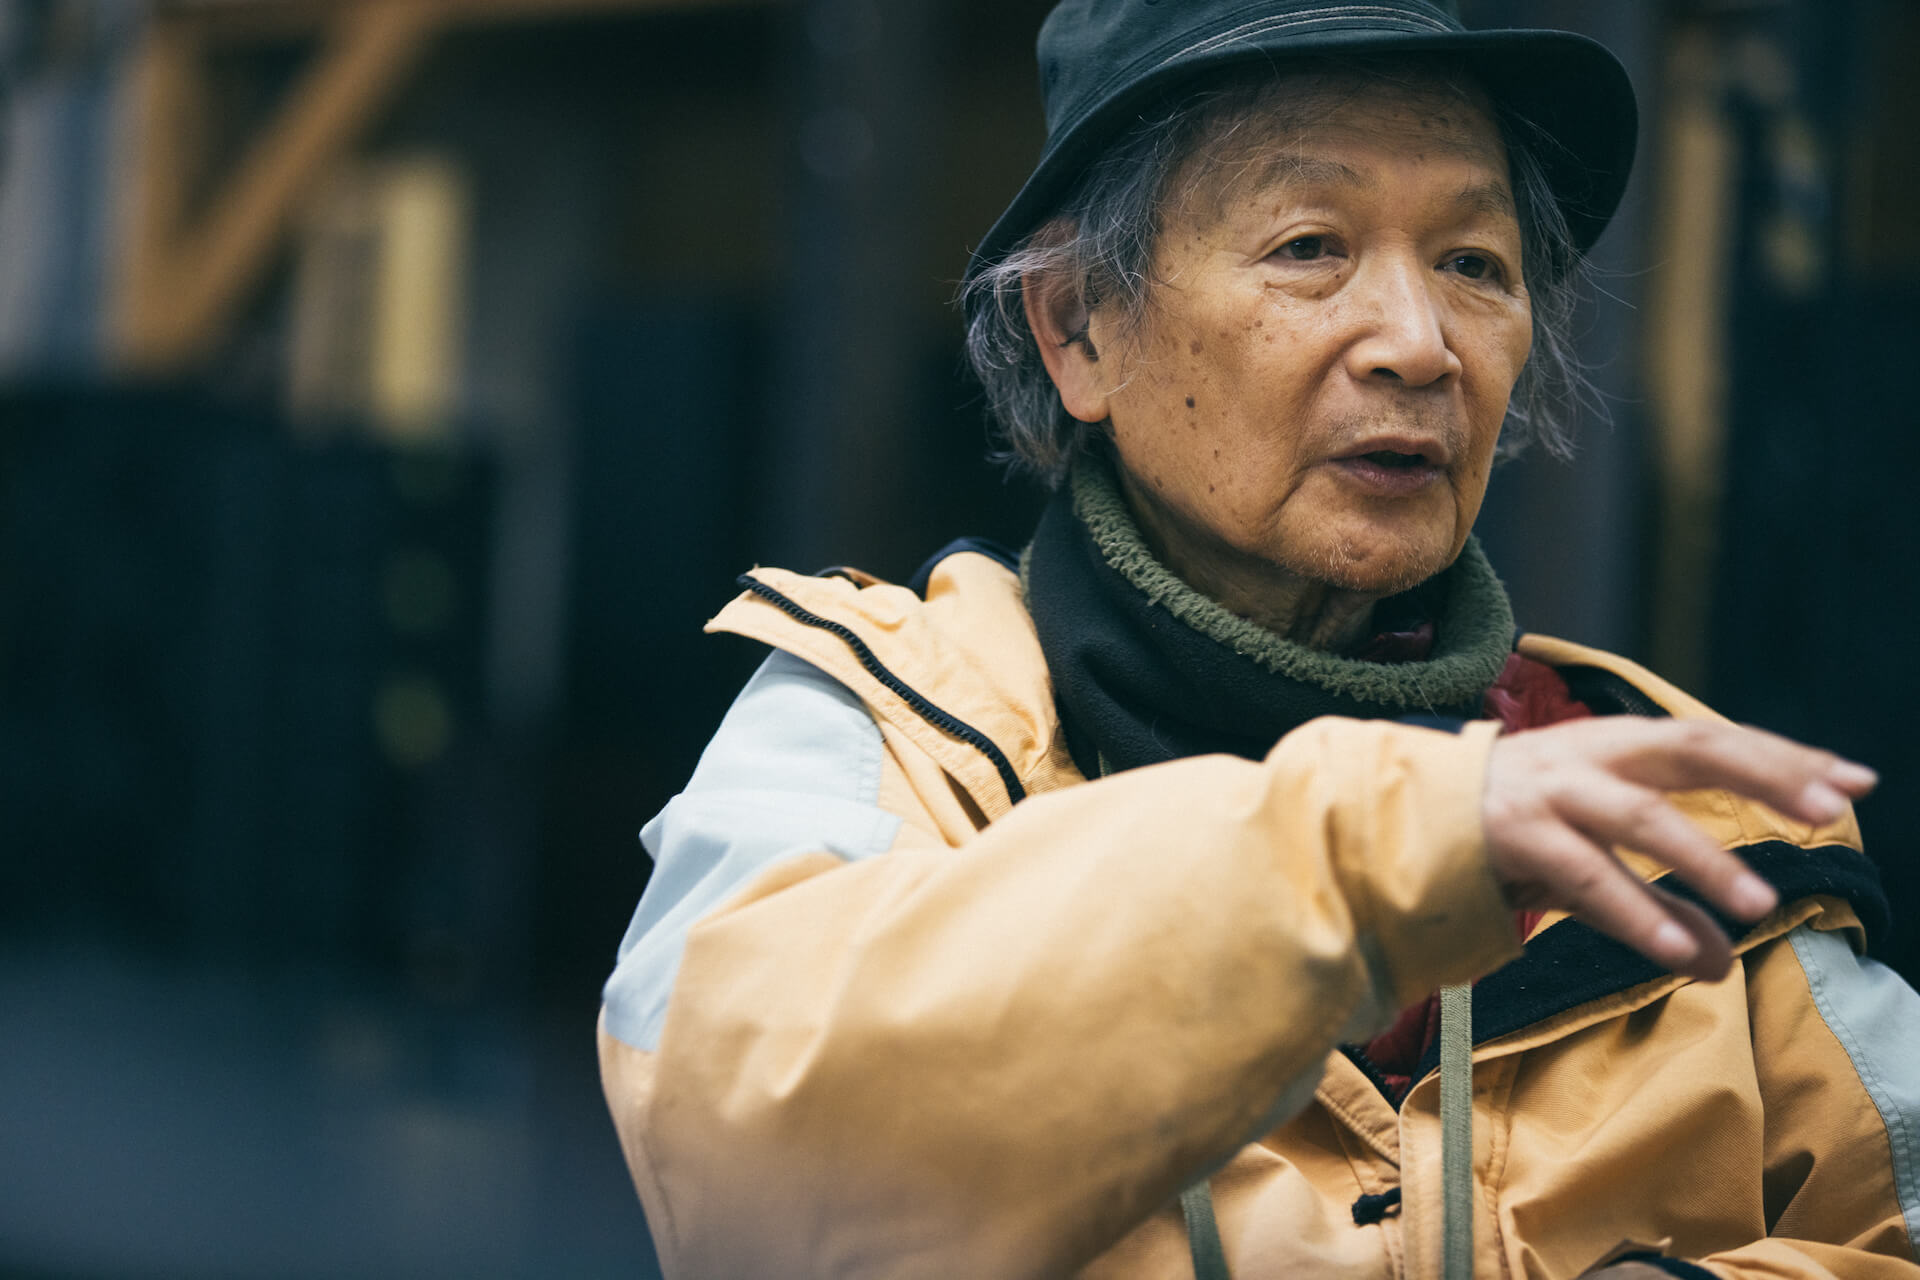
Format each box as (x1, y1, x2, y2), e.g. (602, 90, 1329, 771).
(1240, 152, 1372, 193)
(1450, 179, 1518, 221)
(1221, 152, 1518, 222)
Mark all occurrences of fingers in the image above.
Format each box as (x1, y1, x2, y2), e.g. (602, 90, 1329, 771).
(1481, 715, 1876, 983)
(1582, 718, 1876, 826)
(1510, 821, 1734, 980)
(1646, 886, 1735, 982)
(1554, 773, 1778, 924)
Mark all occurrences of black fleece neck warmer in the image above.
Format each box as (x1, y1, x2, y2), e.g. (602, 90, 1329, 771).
(1022, 453, 1517, 777)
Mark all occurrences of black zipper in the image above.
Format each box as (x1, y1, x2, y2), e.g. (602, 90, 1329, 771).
(737, 574, 1028, 807)
(1606, 676, 1665, 719)
(1339, 1042, 1406, 1108)
(1559, 665, 1668, 719)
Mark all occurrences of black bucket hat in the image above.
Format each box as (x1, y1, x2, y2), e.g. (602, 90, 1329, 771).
(965, 0, 1637, 282)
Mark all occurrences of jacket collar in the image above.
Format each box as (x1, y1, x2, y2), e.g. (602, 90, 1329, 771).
(709, 553, 1074, 821)
(709, 551, 1885, 1040)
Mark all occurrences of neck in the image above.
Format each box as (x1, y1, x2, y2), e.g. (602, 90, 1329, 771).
(1025, 461, 1519, 779)
(1116, 468, 1381, 653)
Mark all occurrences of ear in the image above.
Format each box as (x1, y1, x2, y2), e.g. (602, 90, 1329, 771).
(1022, 269, 1112, 425)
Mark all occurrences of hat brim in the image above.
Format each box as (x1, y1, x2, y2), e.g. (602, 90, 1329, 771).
(964, 27, 1637, 283)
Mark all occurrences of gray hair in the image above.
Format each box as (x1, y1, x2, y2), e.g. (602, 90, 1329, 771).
(960, 60, 1596, 486)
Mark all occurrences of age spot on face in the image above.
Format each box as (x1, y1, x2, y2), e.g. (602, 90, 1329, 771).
(1189, 339, 1204, 355)
(1185, 396, 1196, 409)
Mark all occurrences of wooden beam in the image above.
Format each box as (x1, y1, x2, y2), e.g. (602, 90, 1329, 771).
(115, 0, 784, 372)
(118, 4, 442, 371)
(1643, 24, 1736, 693)
(118, 19, 205, 370)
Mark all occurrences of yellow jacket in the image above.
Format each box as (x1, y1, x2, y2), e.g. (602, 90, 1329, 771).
(598, 549, 1918, 1279)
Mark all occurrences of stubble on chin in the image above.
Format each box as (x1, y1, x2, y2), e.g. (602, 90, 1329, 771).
(1282, 530, 1452, 598)
(1284, 406, 1473, 596)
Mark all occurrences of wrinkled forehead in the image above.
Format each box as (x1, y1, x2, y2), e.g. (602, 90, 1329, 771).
(1165, 64, 1512, 225)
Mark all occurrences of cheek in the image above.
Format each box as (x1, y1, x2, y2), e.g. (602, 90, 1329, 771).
(1454, 454, 1495, 518)
(1494, 305, 1535, 385)
(1116, 351, 1237, 466)
(1463, 311, 1533, 420)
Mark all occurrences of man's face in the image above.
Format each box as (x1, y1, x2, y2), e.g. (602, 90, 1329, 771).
(1089, 76, 1534, 602)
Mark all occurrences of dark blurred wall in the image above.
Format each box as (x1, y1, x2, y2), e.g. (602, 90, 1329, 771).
(1692, 0, 1920, 978)
(0, 390, 499, 972)
(0, 4, 1058, 1274)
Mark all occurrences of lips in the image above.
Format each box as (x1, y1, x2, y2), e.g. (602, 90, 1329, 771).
(1359, 449, 1431, 468)
(1334, 435, 1453, 468)
(1331, 439, 1449, 496)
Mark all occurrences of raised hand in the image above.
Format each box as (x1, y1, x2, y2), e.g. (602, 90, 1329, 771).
(1483, 718, 1877, 981)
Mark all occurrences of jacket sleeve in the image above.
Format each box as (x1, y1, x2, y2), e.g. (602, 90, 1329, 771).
(1669, 924, 1920, 1278)
(598, 651, 1521, 1279)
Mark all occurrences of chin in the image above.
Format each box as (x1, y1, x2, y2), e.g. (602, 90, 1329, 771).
(1284, 531, 1454, 598)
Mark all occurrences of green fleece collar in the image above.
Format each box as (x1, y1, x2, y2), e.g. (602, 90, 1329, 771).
(1069, 453, 1515, 712)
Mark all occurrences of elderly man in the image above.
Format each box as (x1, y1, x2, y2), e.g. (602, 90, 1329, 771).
(599, 2, 1917, 1277)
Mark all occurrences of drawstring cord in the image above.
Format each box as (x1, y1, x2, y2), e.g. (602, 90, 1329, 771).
(1112, 719, 1472, 1280)
(1178, 1180, 1231, 1280)
(1179, 984, 1473, 1280)
(1439, 982, 1474, 1280)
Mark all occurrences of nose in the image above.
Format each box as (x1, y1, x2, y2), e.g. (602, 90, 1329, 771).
(1343, 256, 1462, 388)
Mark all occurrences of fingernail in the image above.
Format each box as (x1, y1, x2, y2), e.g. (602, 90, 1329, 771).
(1655, 921, 1696, 961)
(1732, 873, 1777, 918)
(1829, 760, 1879, 791)
(1799, 780, 1848, 824)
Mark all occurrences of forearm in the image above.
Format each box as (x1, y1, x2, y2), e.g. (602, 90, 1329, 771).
(604, 705, 1518, 1277)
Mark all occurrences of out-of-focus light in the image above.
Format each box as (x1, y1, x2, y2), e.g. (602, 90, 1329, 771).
(373, 673, 452, 768)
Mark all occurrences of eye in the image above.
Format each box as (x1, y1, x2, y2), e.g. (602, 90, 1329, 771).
(1441, 253, 1498, 281)
(1278, 236, 1328, 261)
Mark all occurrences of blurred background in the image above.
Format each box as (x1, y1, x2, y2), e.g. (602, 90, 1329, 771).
(0, 0, 1914, 1275)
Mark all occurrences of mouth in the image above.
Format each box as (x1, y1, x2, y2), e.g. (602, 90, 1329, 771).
(1358, 449, 1434, 469)
(1336, 434, 1453, 468)
(1332, 442, 1449, 497)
